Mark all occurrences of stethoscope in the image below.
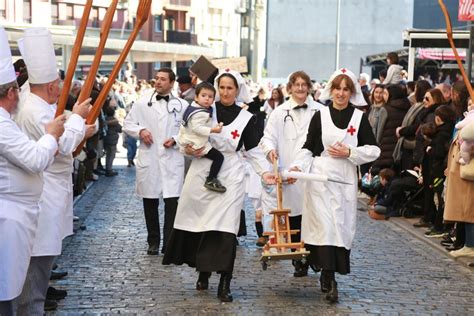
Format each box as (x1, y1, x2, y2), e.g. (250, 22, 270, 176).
(147, 90, 185, 116)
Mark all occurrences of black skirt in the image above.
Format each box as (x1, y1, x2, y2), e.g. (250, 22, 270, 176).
(306, 244, 351, 275)
(162, 229, 237, 273)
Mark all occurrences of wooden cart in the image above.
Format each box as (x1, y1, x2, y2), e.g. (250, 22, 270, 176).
(260, 161, 310, 270)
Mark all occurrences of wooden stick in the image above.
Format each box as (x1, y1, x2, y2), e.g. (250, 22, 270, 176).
(438, 0, 474, 100)
(73, 0, 152, 156)
(55, 0, 93, 118)
(76, 0, 119, 105)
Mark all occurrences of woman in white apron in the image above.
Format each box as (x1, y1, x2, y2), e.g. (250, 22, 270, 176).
(290, 69, 380, 303)
(163, 70, 269, 303)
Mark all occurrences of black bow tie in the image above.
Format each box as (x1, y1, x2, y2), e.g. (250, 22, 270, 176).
(156, 94, 169, 102)
(293, 104, 308, 110)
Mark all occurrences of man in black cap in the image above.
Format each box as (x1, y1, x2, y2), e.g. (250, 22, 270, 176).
(177, 75, 195, 105)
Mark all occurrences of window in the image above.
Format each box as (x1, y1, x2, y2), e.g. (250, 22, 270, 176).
(66, 4, 73, 20)
(154, 62, 161, 70)
(154, 15, 162, 32)
(51, 2, 59, 24)
(23, 0, 31, 23)
(189, 17, 195, 33)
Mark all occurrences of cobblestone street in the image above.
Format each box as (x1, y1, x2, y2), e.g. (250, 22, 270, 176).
(51, 157, 474, 315)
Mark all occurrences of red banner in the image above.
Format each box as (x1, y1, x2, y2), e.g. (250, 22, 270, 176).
(459, 0, 474, 21)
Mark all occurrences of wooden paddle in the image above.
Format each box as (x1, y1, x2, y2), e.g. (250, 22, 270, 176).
(438, 0, 474, 100)
(55, 0, 93, 118)
(74, 0, 118, 108)
(73, 0, 152, 156)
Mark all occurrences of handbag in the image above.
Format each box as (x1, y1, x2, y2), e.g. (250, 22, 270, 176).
(237, 210, 247, 237)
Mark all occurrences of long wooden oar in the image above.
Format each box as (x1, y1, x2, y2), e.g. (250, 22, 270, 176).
(438, 0, 474, 100)
(55, 0, 93, 118)
(73, 0, 152, 156)
(75, 0, 118, 107)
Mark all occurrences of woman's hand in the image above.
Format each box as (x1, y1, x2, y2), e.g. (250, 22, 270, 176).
(327, 142, 350, 158)
(286, 166, 301, 184)
(396, 126, 401, 138)
(267, 149, 278, 163)
(262, 172, 277, 185)
(184, 144, 205, 157)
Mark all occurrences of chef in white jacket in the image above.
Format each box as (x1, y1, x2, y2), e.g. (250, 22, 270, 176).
(123, 68, 187, 255)
(14, 28, 92, 315)
(0, 27, 65, 316)
(259, 70, 323, 277)
(289, 68, 380, 303)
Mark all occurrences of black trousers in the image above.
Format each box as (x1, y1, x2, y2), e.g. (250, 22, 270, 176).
(204, 147, 224, 179)
(143, 197, 178, 252)
(421, 156, 436, 224)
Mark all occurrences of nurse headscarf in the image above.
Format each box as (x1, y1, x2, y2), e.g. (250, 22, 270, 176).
(214, 69, 253, 105)
(319, 68, 367, 106)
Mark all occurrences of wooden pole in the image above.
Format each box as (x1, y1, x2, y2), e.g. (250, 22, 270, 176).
(55, 0, 93, 118)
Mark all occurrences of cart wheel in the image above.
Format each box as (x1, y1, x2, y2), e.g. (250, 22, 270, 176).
(261, 261, 267, 271)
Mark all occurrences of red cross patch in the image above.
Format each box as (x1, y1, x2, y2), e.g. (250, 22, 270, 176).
(231, 129, 240, 139)
(347, 125, 356, 136)
(341, 68, 347, 73)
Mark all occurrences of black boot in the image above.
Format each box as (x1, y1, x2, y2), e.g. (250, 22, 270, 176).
(293, 260, 308, 277)
(325, 280, 338, 303)
(217, 273, 233, 302)
(196, 272, 211, 290)
(319, 270, 331, 293)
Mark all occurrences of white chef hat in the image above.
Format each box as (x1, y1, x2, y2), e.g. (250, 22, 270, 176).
(0, 27, 16, 85)
(214, 69, 253, 104)
(319, 68, 367, 106)
(19, 27, 58, 84)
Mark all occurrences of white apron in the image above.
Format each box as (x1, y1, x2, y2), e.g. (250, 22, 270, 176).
(174, 108, 253, 235)
(301, 106, 362, 250)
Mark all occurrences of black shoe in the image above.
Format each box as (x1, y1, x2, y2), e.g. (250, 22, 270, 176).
(445, 244, 463, 252)
(93, 169, 106, 175)
(217, 273, 233, 302)
(44, 299, 58, 311)
(293, 260, 308, 277)
(52, 263, 58, 270)
(147, 244, 159, 255)
(325, 280, 338, 303)
(196, 272, 211, 291)
(105, 170, 118, 177)
(47, 286, 67, 300)
(204, 178, 227, 193)
(50, 270, 68, 280)
(440, 240, 454, 247)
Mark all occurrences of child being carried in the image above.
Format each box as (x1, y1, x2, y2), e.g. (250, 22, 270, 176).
(178, 82, 226, 193)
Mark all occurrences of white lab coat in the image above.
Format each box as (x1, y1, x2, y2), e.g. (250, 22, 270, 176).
(123, 91, 187, 198)
(292, 106, 380, 250)
(174, 107, 268, 235)
(0, 107, 58, 300)
(15, 93, 85, 256)
(259, 96, 323, 216)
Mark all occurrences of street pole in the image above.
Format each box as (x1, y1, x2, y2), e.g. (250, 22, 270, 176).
(335, 0, 341, 70)
(468, 21, 473, 82)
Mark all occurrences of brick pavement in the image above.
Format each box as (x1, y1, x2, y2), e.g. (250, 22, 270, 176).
(51, 160, 474, 315)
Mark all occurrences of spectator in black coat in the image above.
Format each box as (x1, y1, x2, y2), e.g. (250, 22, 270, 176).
(372, 84, 410, 172)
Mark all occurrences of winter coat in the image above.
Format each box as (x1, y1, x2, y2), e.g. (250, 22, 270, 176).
(373, 98, 410, 169)
(427, 122, 454, 179)
(444, 134, 474, 224)
(413, 104, 441, 165)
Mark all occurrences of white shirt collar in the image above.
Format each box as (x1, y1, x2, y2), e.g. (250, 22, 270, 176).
(0, 106, 10, 118)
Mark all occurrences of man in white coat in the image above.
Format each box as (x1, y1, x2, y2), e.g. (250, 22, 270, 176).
(0, 27, 65, 316)
(259, 70, 323, 277)
(14, 28, 92, 315)
(124, 68, 187, 255)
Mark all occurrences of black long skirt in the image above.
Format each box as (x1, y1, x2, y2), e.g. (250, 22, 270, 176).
(162, 229, 237, 273)
(306, 244, 351, 274)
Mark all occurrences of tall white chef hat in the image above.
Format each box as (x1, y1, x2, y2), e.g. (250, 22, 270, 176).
(19, 27, 58, 84)
(319, 68, 367, 106)
(214, 68, 253, 104)
(0, 27, 16, 85)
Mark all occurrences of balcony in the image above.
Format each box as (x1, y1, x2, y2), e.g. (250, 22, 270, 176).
(166, 30, 197, 44)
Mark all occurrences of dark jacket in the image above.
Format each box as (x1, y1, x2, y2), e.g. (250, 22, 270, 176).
(412, 104, 441, 165)
(427, 121, 454, 179)
(103, 112, 122, 146)
(373, 98, 410, 169)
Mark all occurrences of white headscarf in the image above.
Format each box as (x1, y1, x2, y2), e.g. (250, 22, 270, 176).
(214, 69, 252, 104)
(319, 68, 367, 106)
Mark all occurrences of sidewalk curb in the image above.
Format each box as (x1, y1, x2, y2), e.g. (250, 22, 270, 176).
(358, 197, 474, 270)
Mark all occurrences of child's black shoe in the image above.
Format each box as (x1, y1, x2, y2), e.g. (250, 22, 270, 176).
(204, 177, 226, 193)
